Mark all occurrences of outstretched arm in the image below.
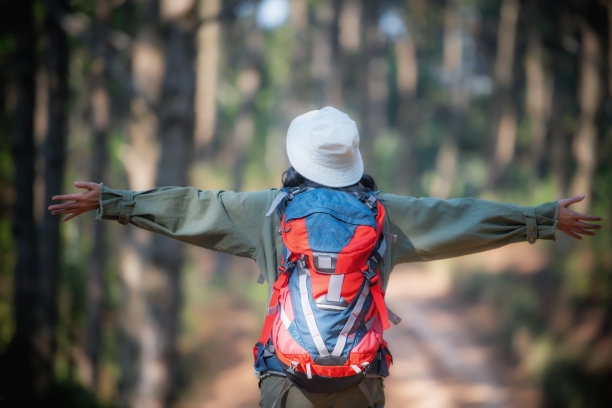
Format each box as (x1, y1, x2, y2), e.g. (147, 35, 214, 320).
(48, 181, 101, 222)
(556, 194, 602, 239)
(49, 181, 279, 259)
(381, 193, 602, 265)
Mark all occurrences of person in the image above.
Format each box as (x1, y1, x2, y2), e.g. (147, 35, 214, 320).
(49, 106, 602, 407)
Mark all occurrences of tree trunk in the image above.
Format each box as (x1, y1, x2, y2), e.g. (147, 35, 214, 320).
(39, 0, 69, 389)
(285, 0, 308, 120)
(430, 0, 463, 198)
(327, 0, 344, 107)
(195, 0, 220, 154)
(221, 15, 261, 193)
(336, 0, 361, 112)
(86, 0, 111, 392)
(525, 1, 553, 175)
(152, 2, 197, 404)
(394, 5, 418, 193)
(487, 0, 519, 188)
(359, 0, 386, 170)
(570, 17, 602, 211)
(118, 1, 163, 407)
(6, 0, 44, 404)
(608, 0, 612, 96)
(311, 0, 335, 105)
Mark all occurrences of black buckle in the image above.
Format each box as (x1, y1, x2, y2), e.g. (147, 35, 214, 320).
(364, 195, 377, 209)
(362, 267, 377, 283)
(279, 260, 295, 273)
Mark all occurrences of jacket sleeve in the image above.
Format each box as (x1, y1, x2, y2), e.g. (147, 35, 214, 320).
(380, 194, 559, 265)
(96, 184, 277, 259)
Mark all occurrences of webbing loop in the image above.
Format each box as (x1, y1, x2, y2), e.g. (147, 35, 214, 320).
(118, 192, 135, 225)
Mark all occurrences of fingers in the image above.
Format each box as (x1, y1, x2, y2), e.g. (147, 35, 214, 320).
(557, 195, 603, 241)
(74, 181, 98, 190)
(558, 225, 583, 240)
(559, 194, 585, 207)
(576, 213, 603, 222)
(574, 227, 595, 236)
(48, 201, 77, 212)
(50, 207, 76, 215)
(558, 221, 601, 240)
(51, 193, 81, 202)
(559, 195, 604, 220)
(48, 181, 100, 222)
(575, 220, 602, 230)
(51, 182, 99, 201)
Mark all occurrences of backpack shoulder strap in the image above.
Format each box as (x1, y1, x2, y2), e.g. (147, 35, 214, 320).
(351, 191, 377, 210)
(265, 187, 313, 216)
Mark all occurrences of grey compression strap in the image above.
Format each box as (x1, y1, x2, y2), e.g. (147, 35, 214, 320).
(387, 307, 402, 325)
(331, 280, 370, 357)
(298, 261, 330, 359)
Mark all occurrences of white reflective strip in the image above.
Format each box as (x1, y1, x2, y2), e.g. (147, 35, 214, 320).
(299, 266, 330, 358)
(327, 274, 344, 303)
(316, 304, 346, 311)
(331, 281, 370, 357)
(351, 364, 362, 374)
(306, 363, 312, 379)
(279, 305, 292, 330)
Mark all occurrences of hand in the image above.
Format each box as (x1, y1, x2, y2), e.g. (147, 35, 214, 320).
(557, 195, 602, 240)
(48, 181, 101, 222)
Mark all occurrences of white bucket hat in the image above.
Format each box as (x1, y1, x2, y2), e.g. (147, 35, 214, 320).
(286, 106, 364, 188)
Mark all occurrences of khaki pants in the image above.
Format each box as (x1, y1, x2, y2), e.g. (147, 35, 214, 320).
(258, 374, 385, 408)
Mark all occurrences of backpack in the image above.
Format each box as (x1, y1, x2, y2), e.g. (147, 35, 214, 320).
(253, 187, 398, 395)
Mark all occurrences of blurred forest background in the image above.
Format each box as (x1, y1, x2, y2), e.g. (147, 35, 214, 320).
(0, 0, 611, 407)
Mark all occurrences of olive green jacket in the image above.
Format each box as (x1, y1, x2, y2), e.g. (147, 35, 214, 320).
(97, 184, 558, 290)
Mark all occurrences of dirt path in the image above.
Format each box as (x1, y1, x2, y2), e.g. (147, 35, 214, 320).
(385, 265, 517, 407)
